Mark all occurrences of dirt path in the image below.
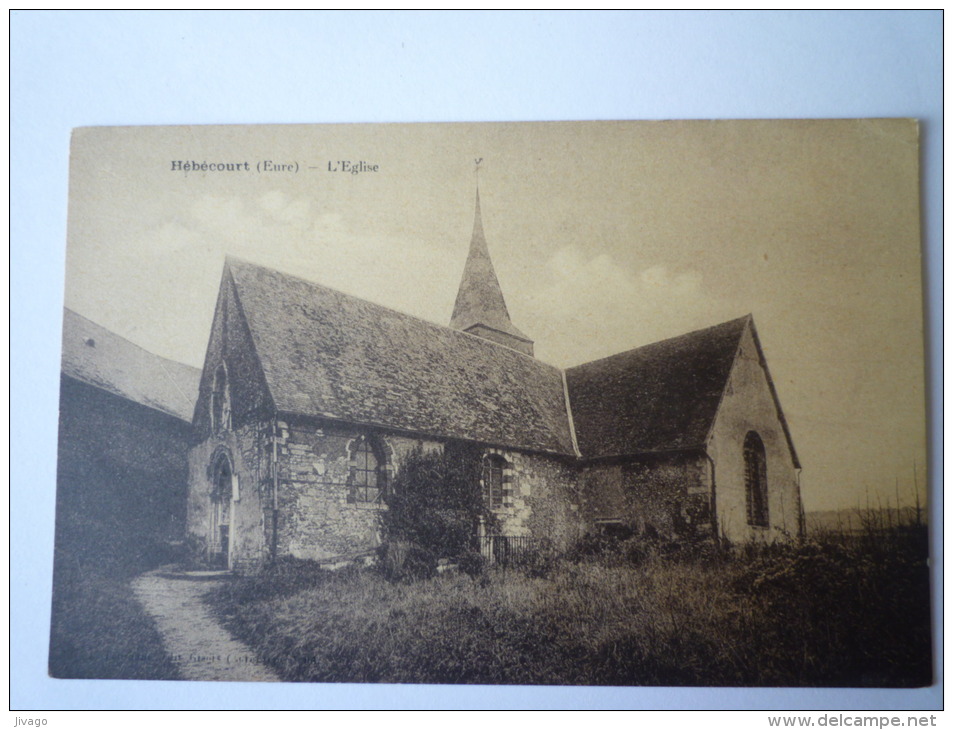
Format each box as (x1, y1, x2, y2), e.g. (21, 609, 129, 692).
(131, 567, 281, 682)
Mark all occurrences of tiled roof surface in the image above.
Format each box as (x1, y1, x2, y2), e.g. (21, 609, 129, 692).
(228, 260, 575, 455)
(566, 317, 750, 459)
(60, 309, 201, 422)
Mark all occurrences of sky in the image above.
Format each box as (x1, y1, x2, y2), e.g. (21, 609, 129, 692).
(63, 120, 925, 513)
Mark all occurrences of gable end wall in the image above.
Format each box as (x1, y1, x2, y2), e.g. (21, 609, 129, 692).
(707, 325, 801, 542)
(187, 272, 275, 569)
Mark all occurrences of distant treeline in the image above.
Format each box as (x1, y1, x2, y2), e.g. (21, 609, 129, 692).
(807, 506, 926, 535)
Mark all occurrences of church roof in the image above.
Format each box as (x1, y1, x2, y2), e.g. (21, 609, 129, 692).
(226, 259, 575, 456)
(449, 191, 531, 344)
(60, 308, 201, 422)
(566, 317, 751, 459)
(216, 259, 795, 465)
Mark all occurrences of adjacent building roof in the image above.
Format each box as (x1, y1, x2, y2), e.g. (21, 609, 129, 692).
(566, 317, 751, 459)
(227, 259, 575, 456)
(60, 308, 201, 422)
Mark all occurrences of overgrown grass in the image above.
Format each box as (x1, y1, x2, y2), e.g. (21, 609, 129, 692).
(206, 525, 931, 687)
(49, 564, 180, 680)
(48, 521, 181, 680)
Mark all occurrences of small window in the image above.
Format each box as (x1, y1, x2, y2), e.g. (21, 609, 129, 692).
(482, 455, 506, 510)
(211, 364, 231, 432)
(349, 438, 386, 504)
(744, 431, 769, 527)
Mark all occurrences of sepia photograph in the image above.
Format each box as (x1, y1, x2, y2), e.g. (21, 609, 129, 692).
(49, 120, 930, 688)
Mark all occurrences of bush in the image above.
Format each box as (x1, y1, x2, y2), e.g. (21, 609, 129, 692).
(566, 530, 630, 563)
(378, 540, 437, 582)
(728, 524, 931, 686)
(513, 547, 560, 579)
(456, 551, 486, 577)
(569, 523, 729, 571)
(379, 443, 493, 566)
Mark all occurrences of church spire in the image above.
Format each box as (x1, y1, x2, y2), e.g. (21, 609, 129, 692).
(450, 188, 534, 356)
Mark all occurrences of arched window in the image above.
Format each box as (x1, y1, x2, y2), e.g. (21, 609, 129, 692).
(211, 363, 231, 432)
(482, 455, 506, 510)
(744, 431, 769, 527)
(348, 437, 386, 504)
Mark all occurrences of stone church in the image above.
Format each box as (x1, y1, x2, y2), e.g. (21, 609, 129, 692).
(187, 192, 803, 570)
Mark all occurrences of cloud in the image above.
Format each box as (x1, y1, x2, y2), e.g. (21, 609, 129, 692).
(180, 191, 459, 325)
(68, 190, 466, 367)
(257, 191, 311, 225)
(73, 191, 734, 374)
(522, 244, 722, 366)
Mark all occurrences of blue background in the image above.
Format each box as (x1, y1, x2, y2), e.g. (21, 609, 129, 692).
(10, 10, 943, 710)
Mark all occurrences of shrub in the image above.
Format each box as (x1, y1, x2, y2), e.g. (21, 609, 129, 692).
(181, 534, 208, 570)
(456, 550, 486, 577)
(513, 546, 560, 579)
(566, 530, 629, 563)
(377, 540, 437, 582)
(379, 443, 493, 567)
(728, 524, 931, 686)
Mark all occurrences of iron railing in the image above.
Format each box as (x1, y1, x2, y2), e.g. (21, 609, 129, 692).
(475, 535, 539, 566)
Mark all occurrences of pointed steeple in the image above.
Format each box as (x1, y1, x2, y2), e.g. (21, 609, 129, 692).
(450, 190, 534, 356)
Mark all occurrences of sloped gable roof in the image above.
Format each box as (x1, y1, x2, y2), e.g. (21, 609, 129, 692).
(226, 259, 575, 455)
(566, 317, 750, 459)
(60, 308, 201, 422)
(745, 318, 801, 469)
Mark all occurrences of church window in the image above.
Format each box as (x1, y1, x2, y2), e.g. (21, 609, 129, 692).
(482, 455, 506, 510)
(744, 431, 769, 527)
(211, 364, 231, 432)
(349, 437, 386, 504)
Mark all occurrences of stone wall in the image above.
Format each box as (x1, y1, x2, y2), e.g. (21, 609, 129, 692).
(580, 453, 711, 540)
(272, 416, 443, 561)
(480, 448, 585, 552)
(187, 420, 267, 571)
(188, 265, 289, 570)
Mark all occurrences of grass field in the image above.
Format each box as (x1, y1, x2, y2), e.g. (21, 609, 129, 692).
(48, 562, 181, 680)
(48, 516, 182, 680)
(206, 523, 932, 687)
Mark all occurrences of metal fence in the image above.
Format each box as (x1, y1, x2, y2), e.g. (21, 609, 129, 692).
(475, 535, 539, 566)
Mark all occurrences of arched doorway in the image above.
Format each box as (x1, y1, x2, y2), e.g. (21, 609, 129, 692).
(210, 453, 235, 569)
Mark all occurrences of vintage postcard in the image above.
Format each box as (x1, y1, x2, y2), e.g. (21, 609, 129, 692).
(51, 120, 929, 687)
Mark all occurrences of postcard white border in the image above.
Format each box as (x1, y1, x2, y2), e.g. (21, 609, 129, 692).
(11, 10, 942, 710)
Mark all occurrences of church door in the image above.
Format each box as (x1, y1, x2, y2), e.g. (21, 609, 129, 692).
(210, 456, 234, 569)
